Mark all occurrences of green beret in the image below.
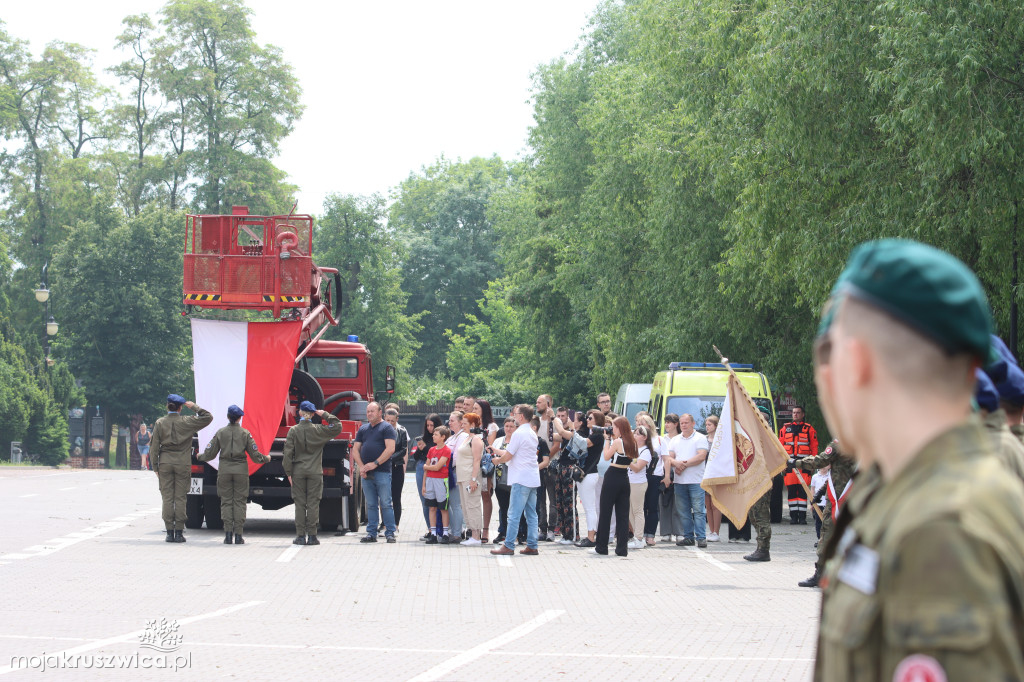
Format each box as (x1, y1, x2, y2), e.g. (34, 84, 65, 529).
(816, 299, 837, 338)
(832, 239, 993, 361)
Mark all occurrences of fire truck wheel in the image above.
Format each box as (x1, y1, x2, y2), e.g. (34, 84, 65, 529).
(290, 368, 324, 411)
(320, 498, 341, 532)
(185, 495, 204, 529)
(203, 493, 224, 529)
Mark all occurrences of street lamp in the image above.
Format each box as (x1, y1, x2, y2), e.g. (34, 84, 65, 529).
(37, 263, 57, 366)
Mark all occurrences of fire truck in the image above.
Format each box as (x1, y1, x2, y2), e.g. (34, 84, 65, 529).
(181, 206, 392, 533)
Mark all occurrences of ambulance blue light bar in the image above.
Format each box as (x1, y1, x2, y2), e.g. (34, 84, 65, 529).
(668, 362, 754, 370)
(347, 335, 359, 343)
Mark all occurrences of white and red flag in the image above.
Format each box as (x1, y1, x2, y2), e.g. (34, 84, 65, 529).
(701, 370, 789, 527)
(191, 319, 301, 474)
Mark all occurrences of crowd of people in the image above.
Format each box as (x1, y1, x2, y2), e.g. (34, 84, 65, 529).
(386, 393, 745, 557)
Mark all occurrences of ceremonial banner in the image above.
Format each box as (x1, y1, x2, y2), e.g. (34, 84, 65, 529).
(701, 371, 789, 526)
(191, 319, 301, 474)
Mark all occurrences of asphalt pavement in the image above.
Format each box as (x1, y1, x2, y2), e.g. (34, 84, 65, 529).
(0, 467, 821, 680)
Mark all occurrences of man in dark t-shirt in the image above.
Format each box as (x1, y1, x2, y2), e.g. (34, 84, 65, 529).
(353, 402, 398, 542)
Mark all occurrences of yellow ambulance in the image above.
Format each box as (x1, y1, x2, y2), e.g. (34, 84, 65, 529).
(648, 362, 777, 434)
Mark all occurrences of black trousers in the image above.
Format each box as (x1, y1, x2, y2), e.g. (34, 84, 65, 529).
(643, 473, 662, 537)
(496, 486, 511, 536)
(596, 467, 630, 556)
(391, 462, 405, 527)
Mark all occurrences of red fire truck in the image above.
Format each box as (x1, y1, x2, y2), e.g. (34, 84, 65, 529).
(182, 206, 391, 533)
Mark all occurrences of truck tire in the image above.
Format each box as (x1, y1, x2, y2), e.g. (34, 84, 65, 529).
(290, 368, 324, 409)
(203, 493, 224, 529)
(320, 498, 342, 532)
(185, 495, 204, 529)
(347, 475, 362, 533)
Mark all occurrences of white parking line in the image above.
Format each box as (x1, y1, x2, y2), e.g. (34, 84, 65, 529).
(693, 547, 735, 572)
(58, 487, 77, 491)
(275, 545, 303, 562)
(495, 555, 513, 568)
(18, 494, 38, 498)
(407, 609, 564, 682)
(0, 601, 263, 676)
(0, 508, 159, 563)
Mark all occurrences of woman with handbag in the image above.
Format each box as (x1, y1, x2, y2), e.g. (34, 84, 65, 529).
(474, 400, 498, 542)
(628, 426, 654, 550)
(575, 410, 605, 547)
(551, 410, 584, 544)
(490, 417, 516, 545)
(636, 414, 669, 546)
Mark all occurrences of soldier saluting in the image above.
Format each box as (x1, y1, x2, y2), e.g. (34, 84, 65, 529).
(150, 394, 213, 543)
(282, 400, 342, 546)
(813, 240, 1024, 681)
(198, 405, 270, 545)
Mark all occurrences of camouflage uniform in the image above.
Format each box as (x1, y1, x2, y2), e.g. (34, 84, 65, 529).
(198, 423, 270, 538)
(815, 418, 1024, 681)
(745, 491, 771, 557)
(282, 413, 342, 540)
(981, 409, 1024, 482)
(794, 440, 856, 567)
(150, 406, 212, 536)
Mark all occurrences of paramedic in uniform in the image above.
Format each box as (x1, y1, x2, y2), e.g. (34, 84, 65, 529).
(150, 394, 213, 543)
(812, 239, 1024, 682)
(282, 400, 342, 546)
(779, 405, 817, 524)
(198, 404, 270, 545)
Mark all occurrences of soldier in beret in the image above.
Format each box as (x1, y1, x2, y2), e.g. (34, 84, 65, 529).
(150, 395, 213, 543)
(198, 405, 270, 544)
(790, 439, 855, 587)
(812, 239, 1024, 681)
(282, 400, 342, 546)
(974, 368, 1024, 481)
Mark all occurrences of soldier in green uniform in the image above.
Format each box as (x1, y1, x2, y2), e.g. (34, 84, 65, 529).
(150, 394, 213, 543)
(812, 239, 1024, 682)
(197, 404, 270, 545)
(282, 400, 342, 546)
(790, 439, 855, 587)
(743, 407, 775, 562)
(974, 369, 1024, 481)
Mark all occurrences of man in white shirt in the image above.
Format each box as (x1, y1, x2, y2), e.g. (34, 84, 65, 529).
(490, 404, 541, 556)
(666, 413, 710, 548)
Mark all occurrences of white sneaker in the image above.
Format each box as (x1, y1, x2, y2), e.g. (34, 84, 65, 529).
(558, 538, 575, 545)
(460, 537, 481, 546)
(707, 532, 720, 542)
(628, 539, 644, 550)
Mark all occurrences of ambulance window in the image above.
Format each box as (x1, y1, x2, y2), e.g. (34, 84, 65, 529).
(306, 357, 358, 378)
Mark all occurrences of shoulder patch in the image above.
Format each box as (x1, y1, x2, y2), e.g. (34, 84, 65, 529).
(824, 446, 833, 455)
(893, 655, 947, 682)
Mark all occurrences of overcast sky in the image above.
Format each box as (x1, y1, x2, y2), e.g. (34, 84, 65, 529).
(3, 0, 601, 213)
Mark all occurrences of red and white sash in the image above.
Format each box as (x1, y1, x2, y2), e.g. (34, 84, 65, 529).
(825, 474, 852, 520)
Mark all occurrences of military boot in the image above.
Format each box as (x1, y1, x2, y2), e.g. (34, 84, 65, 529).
(306, 535, 320, 545)
(293, 535, 306, 545)
(165, 530, 175, 543)
(799, 565, 821, 587)
(173, 530, 186, 543)
(743, 547, 771, 562)
(224, 532, 233, 544)
(234, 534, 244, 544)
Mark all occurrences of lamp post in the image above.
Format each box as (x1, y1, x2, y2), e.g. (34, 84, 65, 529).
(34, 263, 57, 367)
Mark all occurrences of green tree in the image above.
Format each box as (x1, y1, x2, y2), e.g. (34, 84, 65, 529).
(315, 193, 422, 390)
(152, 0, 303, 214)
(390, 156, 511, 376)
(51, 205, 191, 431)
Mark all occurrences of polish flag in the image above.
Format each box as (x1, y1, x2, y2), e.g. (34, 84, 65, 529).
(192, 319, 301, 474)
